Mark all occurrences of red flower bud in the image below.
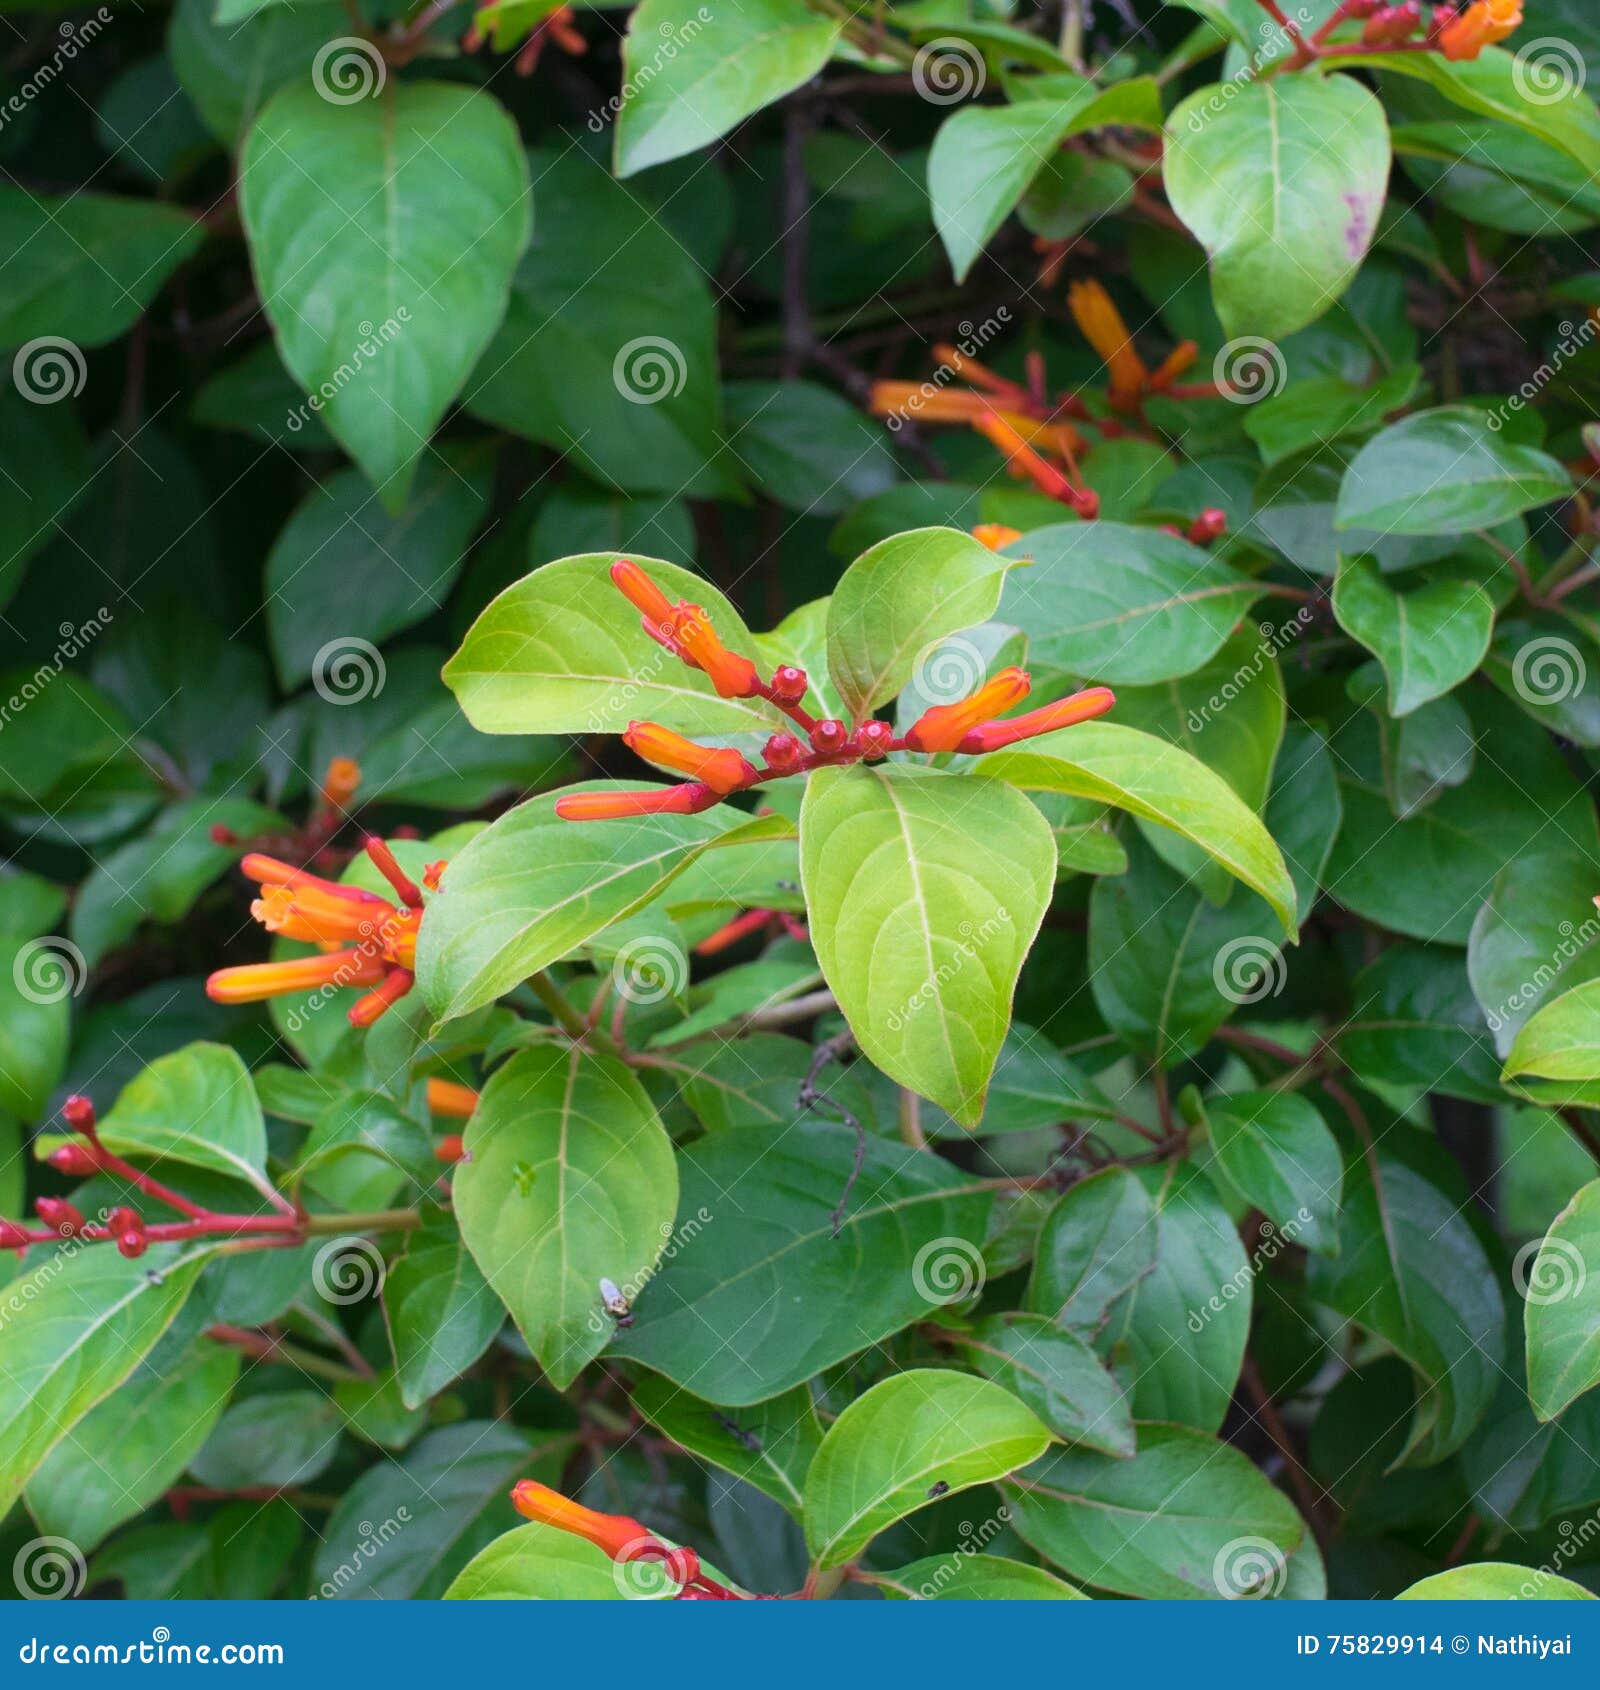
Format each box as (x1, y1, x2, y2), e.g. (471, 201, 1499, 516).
(117, 1230, 148, 1259)
(434, 1134, 467, 1164)
(209, 824, 239, 846)
(61, 1094, 96, 1134)
(810, 719, 850, 756)
(35, 1197, 84, 1236)
(769, 665, 809, 703)
(763, 732, 803, 772)
(1187, 508, 1228, 545)
(107, 1207, 144, 1236)
(48, 1143, 101, 1177)
(856, 720, 895, 760)
(0, 1220, 34, 1249)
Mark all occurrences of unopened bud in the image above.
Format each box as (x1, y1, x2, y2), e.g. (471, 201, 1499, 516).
(810, 720, 850, 756)
(35, 1197, 85, 1236)
(61, 1094, 96, 1133)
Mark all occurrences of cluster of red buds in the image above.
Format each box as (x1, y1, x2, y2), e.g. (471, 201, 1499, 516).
(510, 1481, 757, 1599)
(555, 561, 1116, 823)
(1271, 0, 1520, 62)
(205, 839, 440, 1029)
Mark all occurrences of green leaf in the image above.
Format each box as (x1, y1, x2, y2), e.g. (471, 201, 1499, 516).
(1525, 1179, 1600, 1421)
(1165, 74, 1390, 341)
(803, 1370, 1051, 1568)
(240, 81, 530, 504)
(25, 1340, 239, 1552)
(0, 382, 91, 613)
(167, 0, 346, 143)
(1476, 848, 1600, 1057)
(871, 1554, 1087, 1600)
(0, 187, 204, 349)
(929, 81, 1162, 282)
(1396, 1564, 1597, 1601)
(614, 0, 846, 177)
(466, 149, 727, 498)
(1027, 1167, 1159, 1336)
(826, 527, 1014, 720)
(999, 522, 1266, 686)
(319, 1422, 567, 1599)
(414, 784, 789, 1022)
(383, 1207, 505, 1409)
(800, 764, 1055, 1126)
(1244, 363, 1423, 468)
(266, 450, 492, 686)
(454, 1045, 678, 1389)
(190, 1391, 342, 1489)
(1002, 1423, 1304, 1599)
(1337, 406, 1570, 535)
(630, 1375, 822, 1514)
(1195, 1089, 1343, 1255)
(0, 1243, 214, 1517)
(444, 552, 781, 739)
(1306, 1147, 1504, 1463)
(447, 1521, 662, 1600)
(1332, 555, 1493, 716)
(979, 721, 1297, 934)
(956, 1312, 1135, 1457)
(721, 379, 897, 515)
(617, 1123, 992, 1404)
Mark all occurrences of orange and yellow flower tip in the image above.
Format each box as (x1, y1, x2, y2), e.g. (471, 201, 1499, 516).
(426, 1078, 480, 1118)
(623, 721, 756, 796)
(1149, 341, 1199, 392)
(958, 685, 1116, 754)
(554, 784, 721, 821)
(422, 860, 447, 892)
(239, 853, 384, 903)
(510, 1481, 653, 1561)
(206, 950, 388, 1005)
(610, 558, 676, 627)
(905, 667, 1032, 754)
(349, 967, 415, 1028)
(1066, 279, 1149, 410)
(972, 523, 1022, 551)
(319, 756, 362, 811)
(1438, 0, 1521, 57)
(667, 605, 760, 699)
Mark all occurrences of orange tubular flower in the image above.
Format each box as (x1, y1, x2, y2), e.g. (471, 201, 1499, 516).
(667, 606, 760, 699)
(511, 1482, 656, 1561)
(554, 785, 720, 820)
(958, 685, 1116, 753)
(426, 1078, 479, 1118)
(207, 846, 424, 1027)
(434, 1133, 467, 1164)
(972, 412, 1099, 519)
(1067, 281, 1149, 411)
(905, 667, 1032, 754)
(624, 721, 756, 796)
(1437, 0, 1521, 58)
(319, 756, 362, 812)
(972, 523, 1022, 551)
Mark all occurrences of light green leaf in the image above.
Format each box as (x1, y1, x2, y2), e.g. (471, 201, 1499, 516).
(1525, 1179, 1600, 1421)
(167, 0, 345, 143)
(240, 81, 530, 504)
(447, 1521, 665, 1599)
(454, 1045, 678, 1388)
(1503, 980, 1600, 1102)
(871, 1554, 1087, 1600)
(956, 1312, 1134, 1456)
(802, 1370, 1052, 1568)
(1397, 1564, 1597, 1600)
(382, 1207, 505, 1409)
(414, 785, 790, 1022)
(800, 764, 1055, 1127)
(826, 527, 1014, 720)
(614, 0, 846, 177)
(1332, 554, 1493, 716)
(1165, 73, 1390, 340)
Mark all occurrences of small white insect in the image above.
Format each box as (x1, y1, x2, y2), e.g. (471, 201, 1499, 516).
(599, 1276, 633, 1328)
